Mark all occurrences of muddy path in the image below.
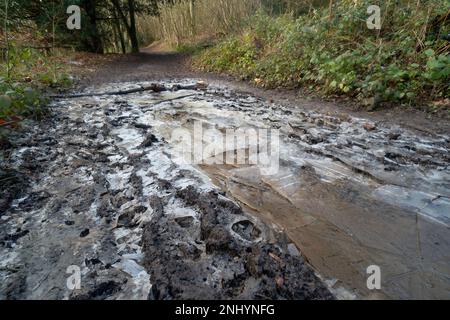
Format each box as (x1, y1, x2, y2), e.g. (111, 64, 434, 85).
(0, 50, 449, 300)
(80, 48, 450, 135)
(0, 81, 335, 300)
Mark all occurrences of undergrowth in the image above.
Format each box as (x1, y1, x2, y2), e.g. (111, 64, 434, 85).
(0, 46, 74, 141)
(194, 0, 449, 109)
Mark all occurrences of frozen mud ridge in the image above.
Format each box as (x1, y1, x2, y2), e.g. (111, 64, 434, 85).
(0, 80, 449, 299)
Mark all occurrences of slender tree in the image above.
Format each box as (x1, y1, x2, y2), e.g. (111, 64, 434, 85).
(111, 0, 139, 53)
(4, 0, 9, 79)
(113, 7, 127, 53)
(83, 0, 104, 53)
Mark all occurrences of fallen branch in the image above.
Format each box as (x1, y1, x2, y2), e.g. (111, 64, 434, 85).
(49, 82, 208, 99)
(0, 121, 16, 127)
(151, 93, 197, 106)
(49, 84, 167, 99)
(0, 117, 21, 127)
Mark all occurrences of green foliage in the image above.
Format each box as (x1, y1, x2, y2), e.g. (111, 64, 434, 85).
(260, 0, 329, 16)
(175, 41, 212, 54)
(2, 0, 161, 54)
(0, 46, 72, 136)
(201, 34, 258, 77)
(194, 1, 450, 107)
(0, 78, 48, 121)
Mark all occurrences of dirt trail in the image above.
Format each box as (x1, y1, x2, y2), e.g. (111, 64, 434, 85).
(0, 49, 449, 300)
(82, 48, 450, 135)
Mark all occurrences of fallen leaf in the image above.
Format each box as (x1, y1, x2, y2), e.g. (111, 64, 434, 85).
(269, 252, 282, 263)
(275, 276, 284, 287)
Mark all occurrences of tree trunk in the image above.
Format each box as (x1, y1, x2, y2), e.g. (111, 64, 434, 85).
(128, 0, 139, 53)
(83, 0, 104, 53)
(113, 9, 127, 53)
(111, 0, 139, 53)
(4, 0, 10, 79)
(189, 0, 195, 37)
(328, 0, 333, 21)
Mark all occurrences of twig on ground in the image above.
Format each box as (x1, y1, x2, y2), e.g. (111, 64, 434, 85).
(49, 82, 208, 99)
(151, 93, 197, 106)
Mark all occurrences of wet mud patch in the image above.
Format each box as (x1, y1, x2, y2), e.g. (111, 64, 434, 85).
(131, 80, 448, 299)
(232, 219, 261, 242)
(1, 79, 448, 300)
(143, 187, 333, 300)
(0, 168, 28, 215)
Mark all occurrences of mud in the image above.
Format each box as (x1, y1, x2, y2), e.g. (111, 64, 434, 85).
(0, 79, 448, 300)
(0, 81, 336, 300)
(143, 187, 332, 300)
(110, 80, 448, 299)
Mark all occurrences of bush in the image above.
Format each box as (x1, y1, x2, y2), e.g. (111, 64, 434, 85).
(0, 79, 47, 119)
(194, 1, 450, 107)
(0, 46, 73, 139)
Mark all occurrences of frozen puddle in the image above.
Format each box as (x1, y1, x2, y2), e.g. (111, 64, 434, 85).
(0, 80, 449, 300)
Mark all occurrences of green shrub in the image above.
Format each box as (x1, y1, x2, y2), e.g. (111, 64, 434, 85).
(194, 1, 450, 107)
(0, 46, 73, 139)
(0, 78, 48, 121)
